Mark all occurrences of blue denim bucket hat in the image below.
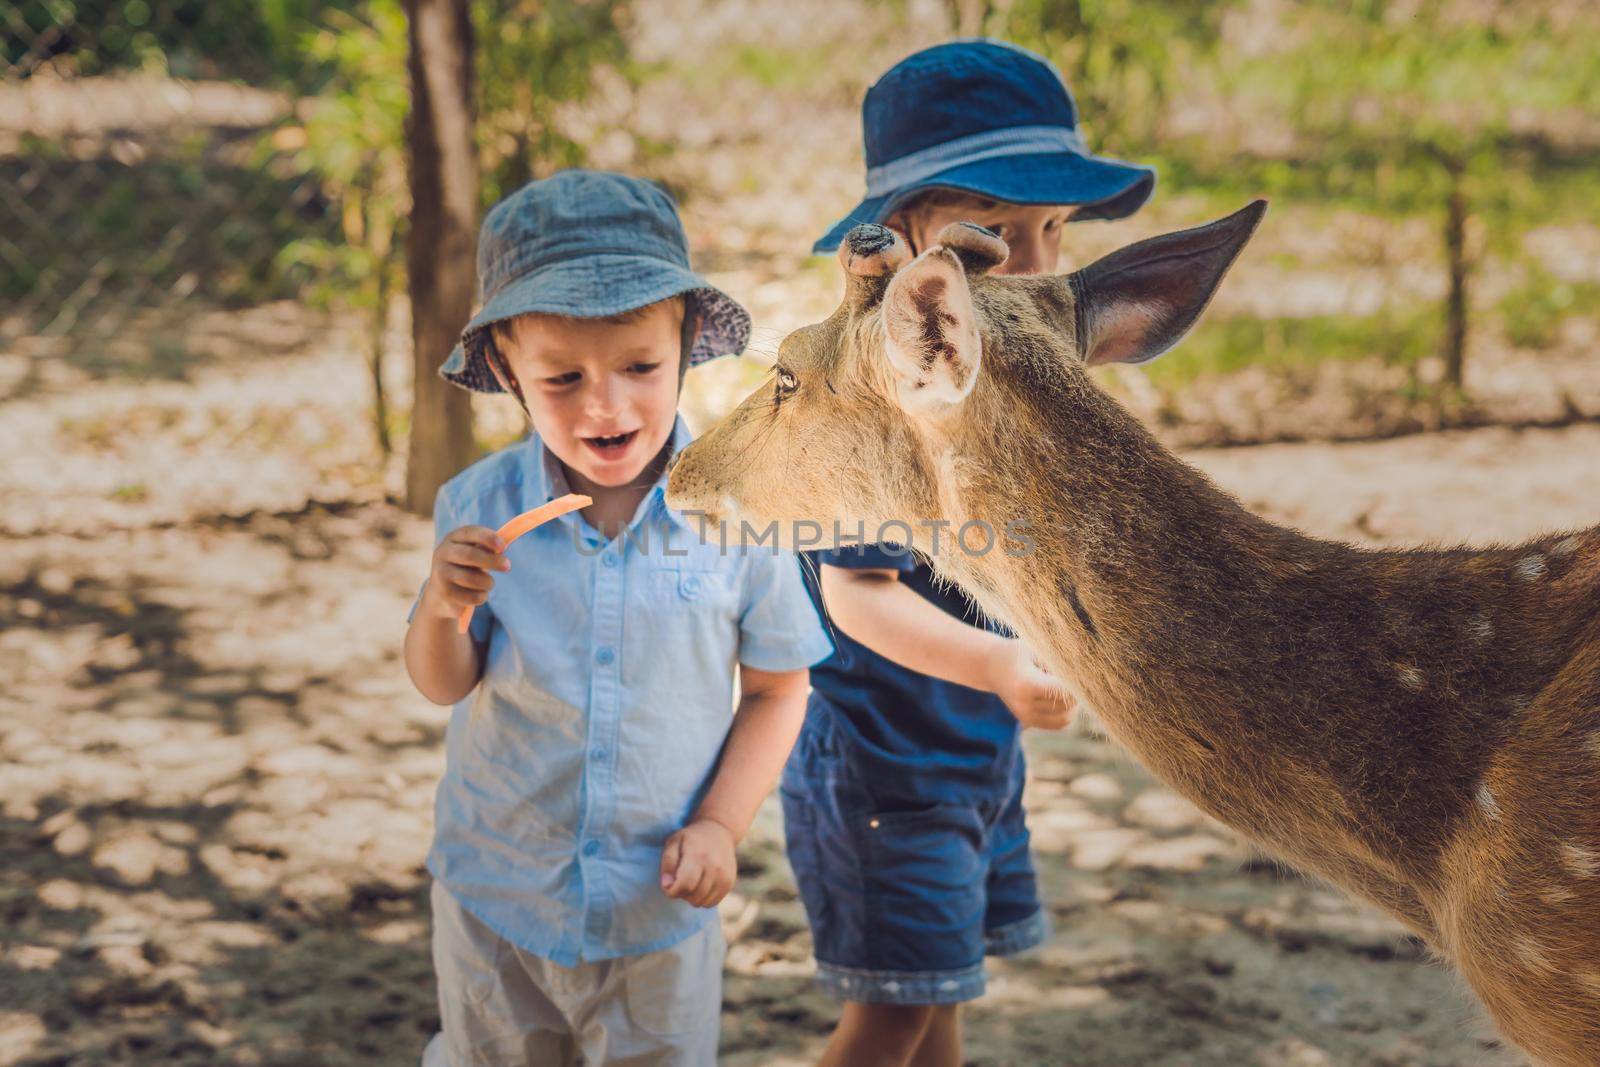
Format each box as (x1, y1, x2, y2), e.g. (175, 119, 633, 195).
(440, 169, 751, 393)
(814, 39, 1155, 253)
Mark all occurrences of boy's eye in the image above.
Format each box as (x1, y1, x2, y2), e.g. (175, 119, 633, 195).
(628, 362, 662, 374)
(546, 372, 581, 386)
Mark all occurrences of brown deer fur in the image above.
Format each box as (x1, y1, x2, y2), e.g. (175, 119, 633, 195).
(665, 206, 1600, 1064)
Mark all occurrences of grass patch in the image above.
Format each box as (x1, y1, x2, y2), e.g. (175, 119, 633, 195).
(1499, 272, 1600, 350)
(1143, 309, 1441, 389)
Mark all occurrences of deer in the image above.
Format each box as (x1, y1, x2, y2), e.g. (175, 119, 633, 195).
(664, 203, 1600, 1065)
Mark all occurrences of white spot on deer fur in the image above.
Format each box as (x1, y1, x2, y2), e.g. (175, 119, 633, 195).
(1583, 728, 1600, 761)
(1395, 664, 1426, 691)
(1467, 611, 1493, 643)
(1559, 842, 1600, 878)
(1476, 782, 1502, 820)
(1539, 882, 1576, 906)
(1550, 535, 1580, 558)
(1513, 554, 1547, 581)
(1511, 933, 1556, 973)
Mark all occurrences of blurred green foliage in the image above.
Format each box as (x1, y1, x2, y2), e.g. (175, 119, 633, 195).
(474, 0, 629, 205)
(265, 0, 629, 449)
(0, 137, 334, 308)
(995, 0, 1600, 388)
(4, 0, 630, 343)
(274, 0, 410, 452)
(1000, 0, 1226, 153)
(2, 0, 359, 81)
(1500, 273, 1600, 351)
(9, 0, 1599, 406)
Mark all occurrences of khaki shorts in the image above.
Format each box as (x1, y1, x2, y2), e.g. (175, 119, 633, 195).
(422, 882, 725, 1067)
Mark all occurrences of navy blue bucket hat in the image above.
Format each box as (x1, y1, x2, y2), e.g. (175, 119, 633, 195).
(814, 39, 1155, 253)
(440, 169, 751, 393)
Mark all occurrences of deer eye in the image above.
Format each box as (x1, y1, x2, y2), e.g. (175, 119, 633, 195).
(775, 367, 799, 396)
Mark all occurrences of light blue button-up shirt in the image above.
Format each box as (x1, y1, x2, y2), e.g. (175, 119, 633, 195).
(416, 417, 832, 965)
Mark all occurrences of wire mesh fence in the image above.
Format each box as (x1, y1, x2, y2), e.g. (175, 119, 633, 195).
(0, 1, 342, 358)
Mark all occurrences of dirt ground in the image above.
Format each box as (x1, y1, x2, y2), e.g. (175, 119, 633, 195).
(4, 308, 1598, 1067)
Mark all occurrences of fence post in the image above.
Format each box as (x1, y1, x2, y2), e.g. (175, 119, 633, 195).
(403, 0, 479, 514)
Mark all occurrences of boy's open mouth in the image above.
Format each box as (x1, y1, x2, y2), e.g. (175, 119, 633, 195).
(582, 430, 638, 460)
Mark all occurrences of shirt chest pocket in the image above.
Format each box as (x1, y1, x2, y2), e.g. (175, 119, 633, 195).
(642, 566, 739, 616)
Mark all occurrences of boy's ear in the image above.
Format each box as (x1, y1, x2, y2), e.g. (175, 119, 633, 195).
(678, 304, 701, 379)
(483, 332, 526, 405)
(1068, 200, 1266, 366)
(881, 245, 981, 412)
(488, 354, 511, 393)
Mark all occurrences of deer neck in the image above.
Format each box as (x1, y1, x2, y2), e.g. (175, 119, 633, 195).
(915, 347, 1477, 915)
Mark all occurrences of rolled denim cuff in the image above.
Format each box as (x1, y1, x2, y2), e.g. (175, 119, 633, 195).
(814, 959, 986, 1005)
(984, 907, 1051, 957)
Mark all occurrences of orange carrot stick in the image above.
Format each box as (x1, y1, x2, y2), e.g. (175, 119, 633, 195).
(457, 493, 591, 634)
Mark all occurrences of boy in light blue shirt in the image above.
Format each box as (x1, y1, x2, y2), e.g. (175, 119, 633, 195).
(404, 169, 832, 1066)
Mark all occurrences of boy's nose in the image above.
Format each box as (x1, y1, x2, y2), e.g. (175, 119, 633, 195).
(999, 239, 1049, 276)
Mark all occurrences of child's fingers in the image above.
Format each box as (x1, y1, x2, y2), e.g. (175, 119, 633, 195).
(1040, 692, 1073, 728)
(443, 543, 509, 573)
(660, 834, 684, 890)
(442, 581, 489, 607)
(450, 525, 506, 553)
(668, 853, 706, 901)
(440, 563, 496, 592)
(684, 866, 715, 907)
(700, 869, 733, 908)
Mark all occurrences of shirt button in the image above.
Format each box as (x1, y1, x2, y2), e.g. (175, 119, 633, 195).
(602, 553, 618, 568)
(595, 646, 615, 666)
(682, 575, 701, 597)
(590, 748, 606, 763)
(582, 840, 600, 857)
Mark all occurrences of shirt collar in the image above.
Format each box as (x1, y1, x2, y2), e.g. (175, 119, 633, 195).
(530, 416, 699, 535)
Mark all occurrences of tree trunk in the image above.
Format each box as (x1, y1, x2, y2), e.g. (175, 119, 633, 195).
(403, 0, 479, 514)
(370, 263, 392, 458)
(1442, 157, 1469, 392)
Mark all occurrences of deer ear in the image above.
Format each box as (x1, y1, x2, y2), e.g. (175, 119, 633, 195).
(838, 224, 912, 309)
(881, 245, 981, 411)
(1069, 200, 1266, 366)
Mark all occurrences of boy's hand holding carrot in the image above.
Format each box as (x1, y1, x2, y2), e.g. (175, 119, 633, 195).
(422, 526, 511, 621)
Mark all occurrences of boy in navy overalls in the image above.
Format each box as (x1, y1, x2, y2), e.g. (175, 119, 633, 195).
(785, 40, 1155, 1066)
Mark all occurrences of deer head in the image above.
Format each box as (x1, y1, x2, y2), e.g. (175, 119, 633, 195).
(664, 202, 1266, 553)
